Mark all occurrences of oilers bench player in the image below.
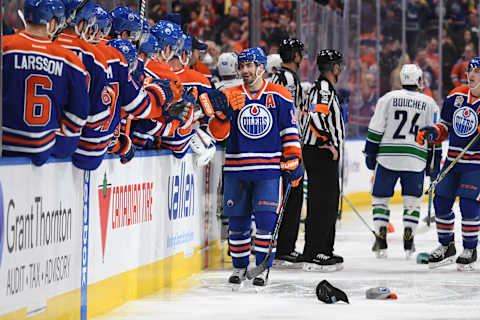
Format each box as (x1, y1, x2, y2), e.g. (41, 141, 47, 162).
(365, 64, 440, 259)
(418, 57, 480, 271)
(208, 47, 303, 286)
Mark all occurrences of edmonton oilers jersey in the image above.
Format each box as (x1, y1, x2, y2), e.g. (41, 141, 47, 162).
(224, 81, 302, 180)
(441, 86, 480, 172)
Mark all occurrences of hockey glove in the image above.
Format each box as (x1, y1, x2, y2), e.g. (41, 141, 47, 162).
(145, 79, 182, 108)
(107, 133, 136, 164)
(280, 155, 304, 187)
(199, 89, 246, 122)
(426, 147, 442, 179)
(166, 90, 197, 122)
(364, 152, 376, 170)
(416, 124, 448, 145)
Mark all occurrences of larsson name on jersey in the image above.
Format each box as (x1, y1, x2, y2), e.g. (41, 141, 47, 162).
(14, 54, 63, 77)
(392, 97, 426, 111)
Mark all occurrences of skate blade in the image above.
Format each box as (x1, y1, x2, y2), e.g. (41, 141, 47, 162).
(272, 260, 303, 269)
(230, 281, 245, 291)
(428, 257, 455, 269)
(374, 249, 388, 259)
(457, 262, 476, 272)
(302, 262, 343, 273)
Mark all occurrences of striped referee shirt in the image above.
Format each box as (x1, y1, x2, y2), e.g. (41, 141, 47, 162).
(271, 66, 304, 124)
(304, 76, 345, 153)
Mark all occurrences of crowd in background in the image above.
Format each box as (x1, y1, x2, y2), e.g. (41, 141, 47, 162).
(3, 0, 480, 137)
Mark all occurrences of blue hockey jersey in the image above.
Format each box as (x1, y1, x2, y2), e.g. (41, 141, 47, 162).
(2, 31, 89, 166)
(441, 85, 480, 172)
(216, 80, 302, 180)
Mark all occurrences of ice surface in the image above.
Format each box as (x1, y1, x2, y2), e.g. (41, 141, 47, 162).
(93, 203, 480, 320)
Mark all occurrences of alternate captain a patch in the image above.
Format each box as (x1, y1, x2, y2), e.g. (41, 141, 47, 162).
(237, 103, 273, 139)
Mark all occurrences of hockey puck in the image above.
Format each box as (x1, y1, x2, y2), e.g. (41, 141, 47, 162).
(416, 252, 430, 264)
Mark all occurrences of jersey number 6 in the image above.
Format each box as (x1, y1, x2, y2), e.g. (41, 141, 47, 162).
(24, 75, 52, 126)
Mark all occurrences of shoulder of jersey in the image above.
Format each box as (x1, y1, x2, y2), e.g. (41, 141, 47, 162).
(264, 81, 293, 101)
(447, 85, 469, 98)
(5, 32, 87, 72)
(184, 68, 211, 86)
(98, 43, 128, 64)
(58, 35, 109, 70)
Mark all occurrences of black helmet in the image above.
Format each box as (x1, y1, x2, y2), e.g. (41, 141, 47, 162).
(279, 38, 304, 63)
(316, 49, 343, 72)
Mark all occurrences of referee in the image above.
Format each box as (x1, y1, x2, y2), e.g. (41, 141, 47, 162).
(270, 38, 305, 264)
(302, 49, 345, 269)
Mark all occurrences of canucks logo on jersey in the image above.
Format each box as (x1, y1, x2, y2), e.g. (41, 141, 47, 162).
(237, 103, 273, 139)
(453, 106, 478, 137)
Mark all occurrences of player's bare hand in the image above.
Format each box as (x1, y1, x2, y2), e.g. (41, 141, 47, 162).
(318, 144, 338, 161)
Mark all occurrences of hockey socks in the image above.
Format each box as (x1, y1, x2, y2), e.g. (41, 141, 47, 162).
(434, 196, 455, 245)
(459, 198, 480, 249)
(254, 211, 278, 268)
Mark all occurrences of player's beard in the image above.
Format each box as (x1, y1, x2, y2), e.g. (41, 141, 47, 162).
(242, 72, 255, 86)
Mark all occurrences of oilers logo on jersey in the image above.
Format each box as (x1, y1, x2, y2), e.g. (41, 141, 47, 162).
(237, 103, 273, 139)
(452, 106, 478, 137)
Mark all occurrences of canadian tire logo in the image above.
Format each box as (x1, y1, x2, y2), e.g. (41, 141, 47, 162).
(98, 173, 112, 262)
(0, 182, 4, 268)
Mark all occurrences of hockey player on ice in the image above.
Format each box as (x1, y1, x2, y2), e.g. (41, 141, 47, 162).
(417, 57, 480, 271)
(209, 47, 303, 286)
(364, 64, 440, 259)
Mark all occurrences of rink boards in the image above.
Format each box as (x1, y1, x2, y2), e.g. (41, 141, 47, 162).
(0, 150, 223, 320)
(0, 140, 444, 319)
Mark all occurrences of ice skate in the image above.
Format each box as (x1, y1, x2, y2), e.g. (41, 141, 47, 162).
(403, 227, 416, 259)
(273, 251, 303, 269)
(303, 253, 344, 272)
(428, 242, 456, 269)
(456, 248, 477, 272)
(228, 268, 247, 285)
(252, 268, 270, 287)
(372, 226, 388, 259)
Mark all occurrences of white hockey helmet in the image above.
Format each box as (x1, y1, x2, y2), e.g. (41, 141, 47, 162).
(217, 52, 238, 77)
(400, 64, 423, 87)
(266, 54, 282, 74)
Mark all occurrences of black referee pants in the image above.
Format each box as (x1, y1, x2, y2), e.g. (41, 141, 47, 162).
(276, 177, 304, 255)
(302, 146, 339, 259)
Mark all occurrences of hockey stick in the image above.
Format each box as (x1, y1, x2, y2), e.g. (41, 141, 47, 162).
(246, 182, 292, 280)
(425, 132, 480, 195)
(136, 0, 146, 50)
(342, 194, 383, 240)
(51, 0, 89, 42)
(426, 144, 435, 227)
(246, 109, 312, 280)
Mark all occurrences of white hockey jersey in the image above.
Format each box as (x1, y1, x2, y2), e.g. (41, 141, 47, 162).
(366, 89, 439, 172)
(215, 78, 243, 90)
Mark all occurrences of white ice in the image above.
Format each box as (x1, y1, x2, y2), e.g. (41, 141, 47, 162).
(93, 203, 480, 320)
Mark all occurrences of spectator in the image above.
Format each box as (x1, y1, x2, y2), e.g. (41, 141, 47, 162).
(450, 44, 476, 87)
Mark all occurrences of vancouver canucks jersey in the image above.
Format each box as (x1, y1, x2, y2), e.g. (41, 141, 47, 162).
(366, 89, 439, 172)
(441, 86, 480, 172)
(222, 81, 302, 180)
(2, 31, 89, 166)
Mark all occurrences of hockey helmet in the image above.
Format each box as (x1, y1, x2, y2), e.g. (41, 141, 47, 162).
(399, 64, 423, 86)
(279, 38, 304, 63)
(91, 4, 111, 38)
(316, 49, 343, 72)
(107, 39, 138, 72)
(24, 0, 65, 26)
(62, 0, 97, 34)
(150, 20, 184, 61)
(466, 57, 480, 74)
(266, 54, 282, 74)
(109, 6, 142, 42)
(24, 0, 66, 39)
(217, 52, 238, 77)
(139, 34, 160, 58)
(238, 47, 267, 68)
